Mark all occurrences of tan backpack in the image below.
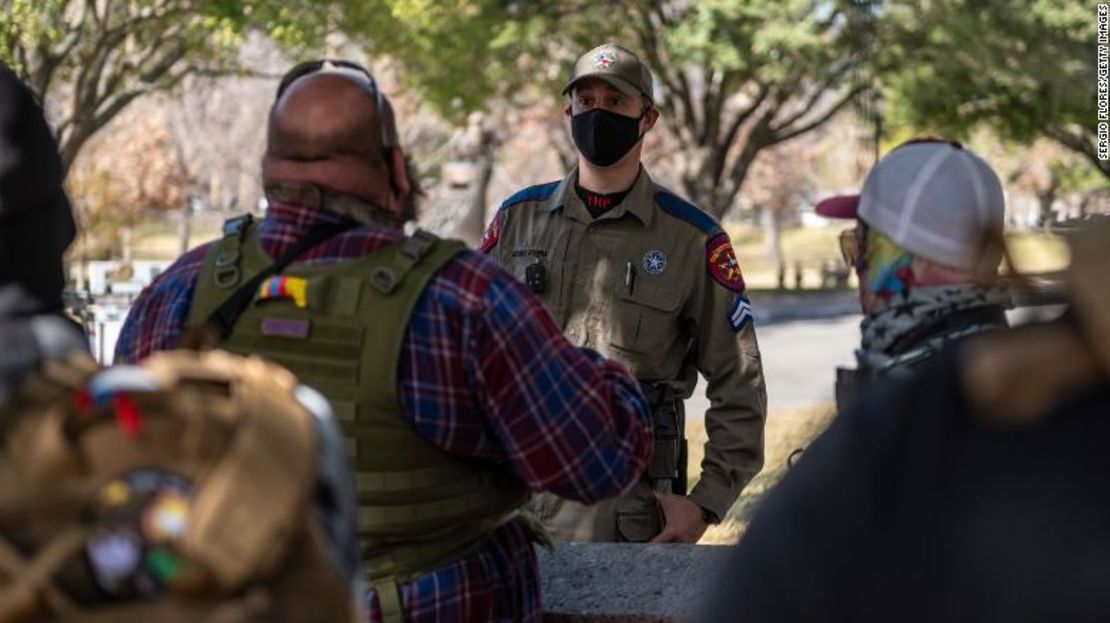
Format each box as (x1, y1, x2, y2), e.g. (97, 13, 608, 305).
(0, 350, 361, 623)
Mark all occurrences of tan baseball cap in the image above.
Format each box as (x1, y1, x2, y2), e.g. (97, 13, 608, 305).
(563, 43, 654, 104)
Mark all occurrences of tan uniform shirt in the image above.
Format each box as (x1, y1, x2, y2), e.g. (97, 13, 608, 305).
(481, 167, 767, 541)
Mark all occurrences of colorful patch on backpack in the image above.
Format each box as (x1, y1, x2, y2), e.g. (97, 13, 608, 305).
(706, 233, 746, 293)
(88, 470, 194, 595)
(257, 275, 307, 308)
(478, 208, 506, 253)
(728, 295, 753, 332)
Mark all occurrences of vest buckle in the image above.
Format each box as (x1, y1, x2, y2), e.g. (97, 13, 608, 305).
(371, 267, 399, 294)
(214, 266, 241, 289)
(400, 230, 437, 261)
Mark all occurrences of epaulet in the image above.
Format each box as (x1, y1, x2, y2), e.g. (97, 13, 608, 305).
(499, 181, 560, 210)
(655, 191, 721, 236)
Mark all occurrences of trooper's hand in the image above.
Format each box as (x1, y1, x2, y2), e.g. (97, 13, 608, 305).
(650, 491, 708, 543)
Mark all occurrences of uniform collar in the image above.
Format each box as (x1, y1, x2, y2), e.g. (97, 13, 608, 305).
(546, 166, 655, 227)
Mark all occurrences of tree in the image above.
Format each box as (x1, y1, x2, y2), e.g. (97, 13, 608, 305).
(613, 0, 877, 217)
(0, 0, 327, 173)
(454, 0, 877, 219)
(67, 98, 193, 259)
(883, 0, 1107, 180)
(334, 1, 879, 219)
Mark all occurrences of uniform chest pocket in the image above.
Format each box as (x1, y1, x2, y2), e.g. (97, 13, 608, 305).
(608, 282, 683, 354)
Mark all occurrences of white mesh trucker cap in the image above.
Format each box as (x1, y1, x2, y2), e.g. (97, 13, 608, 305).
(816, 139, 1006, 272)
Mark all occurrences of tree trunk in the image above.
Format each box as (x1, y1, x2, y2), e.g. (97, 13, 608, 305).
(452, 156, 494, 246)
(1036, 176, 1059, 228)
(761, 206, 785, 288)
(121, 226, 133, 263)
(179, 196, 193, 256)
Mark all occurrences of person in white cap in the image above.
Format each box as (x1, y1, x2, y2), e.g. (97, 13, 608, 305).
(814, 138, 1011, 409)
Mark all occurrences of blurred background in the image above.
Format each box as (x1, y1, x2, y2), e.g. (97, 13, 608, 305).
(3, 0, 1103, 541)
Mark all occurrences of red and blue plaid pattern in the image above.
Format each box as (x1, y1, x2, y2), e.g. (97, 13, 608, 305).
(115, 201, 652, 622)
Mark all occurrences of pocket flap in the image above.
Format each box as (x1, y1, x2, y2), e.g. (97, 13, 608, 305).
(614, 282, 682, 313)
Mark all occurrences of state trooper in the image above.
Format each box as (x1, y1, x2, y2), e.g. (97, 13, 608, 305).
(482, 43, 768, 543)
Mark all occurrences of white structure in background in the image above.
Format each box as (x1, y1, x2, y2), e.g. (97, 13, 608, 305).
(78, 260, 172, 364)
(87, 304, 129, 365)
(87, 260, 172, 296)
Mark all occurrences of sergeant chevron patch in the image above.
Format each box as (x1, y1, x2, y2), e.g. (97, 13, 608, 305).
(728, 295, 753, 332)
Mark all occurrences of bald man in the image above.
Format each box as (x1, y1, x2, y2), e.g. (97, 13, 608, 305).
(115, 59, 652, 623)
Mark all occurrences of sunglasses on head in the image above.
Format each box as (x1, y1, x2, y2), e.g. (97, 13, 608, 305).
(277, 58, 394, 147)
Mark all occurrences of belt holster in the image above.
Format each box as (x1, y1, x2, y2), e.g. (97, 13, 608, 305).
(642, 383, 687, 495)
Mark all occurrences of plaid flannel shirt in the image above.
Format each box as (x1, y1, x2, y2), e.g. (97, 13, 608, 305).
(115, 201, 652, 622)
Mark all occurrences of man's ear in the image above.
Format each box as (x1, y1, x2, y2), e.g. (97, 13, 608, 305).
(388, 145, 410, 198)
(642, 106, 660, 133)
(564, 102, 573, 117)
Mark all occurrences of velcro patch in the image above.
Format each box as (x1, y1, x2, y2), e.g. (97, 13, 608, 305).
(728, 295, 753, 332)
(707, 233, 746, 293)
(261, 317, 311, 339)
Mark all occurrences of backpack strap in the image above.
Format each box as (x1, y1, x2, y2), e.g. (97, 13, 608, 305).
(0, 527, 86, 620)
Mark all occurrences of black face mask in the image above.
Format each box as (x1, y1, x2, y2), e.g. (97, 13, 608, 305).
(571, 108, 644, 167)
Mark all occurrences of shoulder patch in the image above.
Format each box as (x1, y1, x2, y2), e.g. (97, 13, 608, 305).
(477, 207, 506, 253)
(707, 232, 746, 293)
(728, 294, 753, 332)
(655, 191, 721, 235)
(480, 181, 558, 253)
(500, 181, 560, 210)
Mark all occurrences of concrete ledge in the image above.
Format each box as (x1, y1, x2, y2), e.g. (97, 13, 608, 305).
(538, 543, 733, 622)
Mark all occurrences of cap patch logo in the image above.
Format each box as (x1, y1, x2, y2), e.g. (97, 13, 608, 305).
(707, 233, 746, 293)
(593, 48, 617, 69)
(643, 250, 667, 275)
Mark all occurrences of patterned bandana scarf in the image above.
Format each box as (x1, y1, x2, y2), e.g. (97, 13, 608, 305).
(857, 226, 1010, 377)
(858, 283, 1011, 377)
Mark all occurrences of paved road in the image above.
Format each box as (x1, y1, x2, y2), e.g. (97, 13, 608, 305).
(687, 314, 861, 420)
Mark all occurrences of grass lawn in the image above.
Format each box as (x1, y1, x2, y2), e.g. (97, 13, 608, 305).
(688, 404, 837, 545)
(128, 217, 223, 259)
(726, 224, 1070, 290)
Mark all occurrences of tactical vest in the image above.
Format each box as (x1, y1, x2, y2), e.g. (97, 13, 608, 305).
(185, 219, 531, 616)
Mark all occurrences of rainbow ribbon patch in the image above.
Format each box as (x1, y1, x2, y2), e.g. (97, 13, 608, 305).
(258, 276, 308, 308)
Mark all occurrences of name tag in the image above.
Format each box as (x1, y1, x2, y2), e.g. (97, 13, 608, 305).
(261, 317, 311, 339)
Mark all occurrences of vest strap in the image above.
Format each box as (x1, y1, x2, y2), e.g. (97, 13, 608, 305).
(369, 229, 440, 294)
(204, 220, 354, 342)
(212, 214, 254, 290)
(373, 577, 404, 623)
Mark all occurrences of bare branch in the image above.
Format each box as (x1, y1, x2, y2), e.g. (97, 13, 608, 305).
(771, 84, 866, 144)
(770, 57, 860, 132)
(717, 82, 770, 154)
(1045, 126, 1110, 179)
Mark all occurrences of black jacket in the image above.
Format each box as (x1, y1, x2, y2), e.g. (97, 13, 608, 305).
(706, 342, 1110, 623)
